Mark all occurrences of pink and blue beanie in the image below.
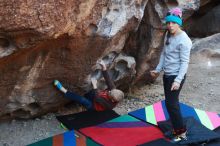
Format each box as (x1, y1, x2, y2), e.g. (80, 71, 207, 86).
(165, 8, 183, 26)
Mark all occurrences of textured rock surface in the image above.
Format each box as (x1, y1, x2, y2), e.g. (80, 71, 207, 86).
(192, 33, 220, 58)
(0, 0, 147, 120)
(186, 2, 220, 37)
(124, 0, 200, 85)
(0, 0, 214, 120)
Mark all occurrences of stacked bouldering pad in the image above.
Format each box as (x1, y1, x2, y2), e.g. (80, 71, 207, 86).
(28, 100, 220, 146)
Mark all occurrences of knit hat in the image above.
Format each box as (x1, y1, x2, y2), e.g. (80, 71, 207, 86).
(165, 7, 183, 26)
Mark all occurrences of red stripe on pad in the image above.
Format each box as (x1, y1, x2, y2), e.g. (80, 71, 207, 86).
(53, 134, 63, 146)
(80, 126, 164, 146)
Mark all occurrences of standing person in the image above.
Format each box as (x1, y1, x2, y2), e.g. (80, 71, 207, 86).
(150, 8, 192, 142)
(54, 60, 124, 111)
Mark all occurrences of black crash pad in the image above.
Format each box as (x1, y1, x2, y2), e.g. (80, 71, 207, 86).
(193, 126, 220, 146)
(56, 110, 120, 130)
(158, 117, 220, 145)
(138, 138, 181, 146)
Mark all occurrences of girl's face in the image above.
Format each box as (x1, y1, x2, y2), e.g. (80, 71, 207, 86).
(166, 22, 180, 35)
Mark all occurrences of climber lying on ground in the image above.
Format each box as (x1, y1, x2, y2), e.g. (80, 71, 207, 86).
(54, 60, 124, 111)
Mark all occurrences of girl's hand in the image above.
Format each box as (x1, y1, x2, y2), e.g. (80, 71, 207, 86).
(150, 70, 160, 78)
(171, 81, 180, 91)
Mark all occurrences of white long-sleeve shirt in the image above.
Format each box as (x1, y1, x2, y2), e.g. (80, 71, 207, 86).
(156, 31, 192, 83)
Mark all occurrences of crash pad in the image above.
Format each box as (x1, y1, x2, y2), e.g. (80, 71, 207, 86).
(80, 115, 164, 146)
(56, 110, 119, 130)
(158, 117, 220, 145)
(129, 100, 220, 130)
(27, 130, 100, 146)
(138, 138, 180, 146)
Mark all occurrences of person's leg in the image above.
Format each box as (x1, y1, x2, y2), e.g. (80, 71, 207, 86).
(163, 75, 186, 134)
(54, 80, 93, 110)
(65, 91, 93, 110)
(84, 89, 96, 101)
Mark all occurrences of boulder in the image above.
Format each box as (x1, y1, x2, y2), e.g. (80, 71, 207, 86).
(0, 0, 201, 120)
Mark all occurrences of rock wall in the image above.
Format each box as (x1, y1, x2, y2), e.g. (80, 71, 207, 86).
(0, 0, 217, 120)
(186, 0, 220, 37)
(0, 0, 147, 120)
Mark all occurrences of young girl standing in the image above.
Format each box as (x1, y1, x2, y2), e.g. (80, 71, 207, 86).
(150, 7, 192, 142)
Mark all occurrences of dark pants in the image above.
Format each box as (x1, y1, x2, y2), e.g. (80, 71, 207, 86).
(163, 75, 186, 134)
(65, 91, 93, 110)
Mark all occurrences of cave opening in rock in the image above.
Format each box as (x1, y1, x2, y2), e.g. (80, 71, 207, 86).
(0, 35, 16, 57)
(0, 37, 10, 48)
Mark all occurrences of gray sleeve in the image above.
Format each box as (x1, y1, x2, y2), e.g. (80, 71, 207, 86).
(174, 42, 192, 83)
(155, 48, 165, 72)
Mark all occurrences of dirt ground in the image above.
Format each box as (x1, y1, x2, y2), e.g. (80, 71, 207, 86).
(0, 53, 220, 146)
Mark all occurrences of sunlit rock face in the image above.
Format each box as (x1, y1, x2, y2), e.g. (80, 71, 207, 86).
(0, 0, 216, 120)
(0, 0, 147, 120)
